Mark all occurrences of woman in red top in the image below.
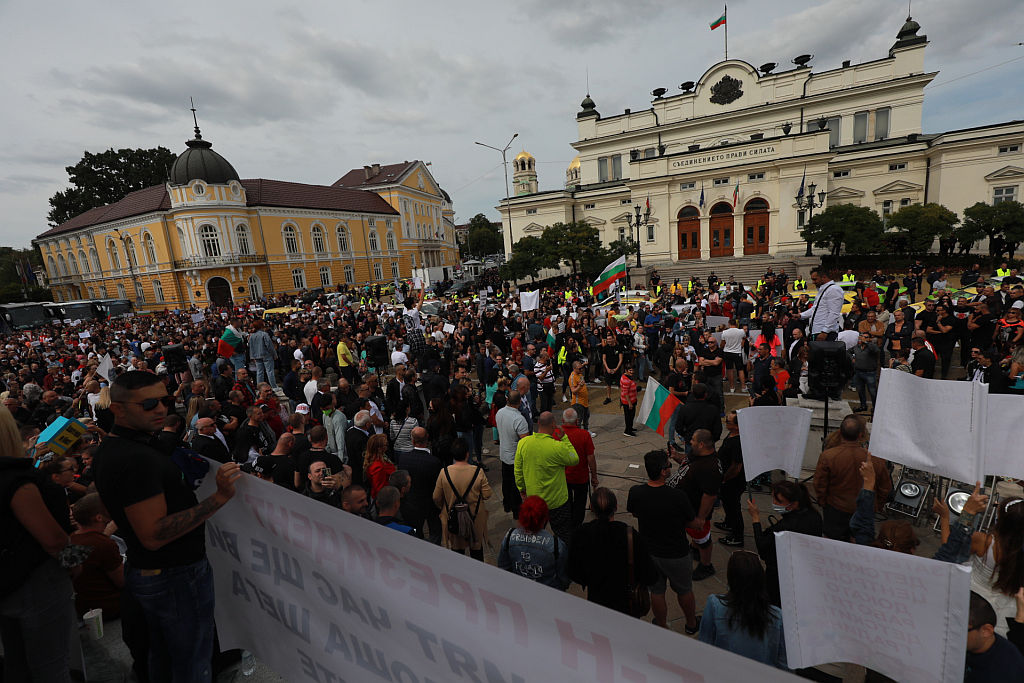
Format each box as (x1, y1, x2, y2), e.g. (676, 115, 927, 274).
(363, 433, 395, 499)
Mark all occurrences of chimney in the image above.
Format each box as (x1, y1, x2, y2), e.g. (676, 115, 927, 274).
(372, 163, 381, 176)
(363, 165, 373, 180)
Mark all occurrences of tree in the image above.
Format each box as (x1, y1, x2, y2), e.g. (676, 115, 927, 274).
(801, 203, 884, 257)
(994, 200, 1024, 260)
(0, 247, 51, 303)
(47, 147, 178, 226)
(500, 235, 556, 285)
(887, 203, 958, 254)
(546, 221, 606, 276)
(465, 213, 503, 257)
(959, 201, 1024, 258)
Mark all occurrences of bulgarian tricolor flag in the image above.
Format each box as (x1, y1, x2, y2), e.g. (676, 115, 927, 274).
(592, 255, 627, 296)
(217, 325, 243, 358)
(732, 179, 740, 207)
(546, 327, 557, 348)
(710, 11, 726, 30)
(636, 378, 682, 436)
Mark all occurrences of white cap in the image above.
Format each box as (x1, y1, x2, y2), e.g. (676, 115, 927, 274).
(1012, 300, 1023, 310)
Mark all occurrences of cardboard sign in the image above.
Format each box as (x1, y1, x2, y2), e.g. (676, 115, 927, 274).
(37, 416, 88, 457)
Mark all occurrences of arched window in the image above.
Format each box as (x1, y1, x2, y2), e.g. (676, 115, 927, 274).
(57, 254, 68, 276)
(312, 225, 326, 254)
(68, 253, 79, 275)
(248, 275, 263, 300)
(291, 268, 306, 290)
(337, 225, 351, 253)
(116, 283, 126, 299)
(177, 227, 188, 257)
(47, 256, 56, 278)
(78, 250, 89, 274)
(152, 279, 164, 302)
(368, 230, 380, 252)
(135, 281, 145, 303)
(386, 231, 396, 251)
(143, 233, 157, 264)
(283, 225, 300, 255)
(744, 198, 769, 212)
(124, 237, 138, 267)
(678, 206, 700, 219)
(199, 225, 221, 258)
(235, 225, 252, 255)
(89, 248, 100, 272)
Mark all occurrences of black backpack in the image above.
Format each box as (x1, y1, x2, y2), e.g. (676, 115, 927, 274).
(444, 466, 483, 544)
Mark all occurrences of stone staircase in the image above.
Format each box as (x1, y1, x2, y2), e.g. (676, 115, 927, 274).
(638, 253, 818, 287)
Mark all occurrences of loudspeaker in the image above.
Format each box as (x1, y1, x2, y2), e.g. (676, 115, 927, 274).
(162, 344, 188, 373)
(364, 335, 388, 370)
(808, 341, 850, 391)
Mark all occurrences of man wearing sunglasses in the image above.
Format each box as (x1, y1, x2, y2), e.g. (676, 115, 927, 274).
(93, 371, 241, 683)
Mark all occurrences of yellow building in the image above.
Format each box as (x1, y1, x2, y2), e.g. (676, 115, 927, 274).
(333, 161, 460, 281)
(35, 127, 456, 309)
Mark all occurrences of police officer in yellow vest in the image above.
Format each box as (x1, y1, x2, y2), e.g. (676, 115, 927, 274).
(996, 263, 1011, 277)
(793, 277, 807, 291)
(842, 271, 856, 283)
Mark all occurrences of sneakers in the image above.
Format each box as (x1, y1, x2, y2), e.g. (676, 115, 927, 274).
(692, 564, 716, 581)
(562, 395, 568, 403)
(713, 521, 732, 532)
(589, 431, 598, 438)
(718, 536, 744, 547)
(684, 615, 702, 636)
(623, 430, 636, 437)
(603, 397, 612, 405)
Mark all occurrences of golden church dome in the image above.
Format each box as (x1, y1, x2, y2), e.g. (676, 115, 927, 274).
(514, 150, 535, 162)
(567, 155, 581, 171)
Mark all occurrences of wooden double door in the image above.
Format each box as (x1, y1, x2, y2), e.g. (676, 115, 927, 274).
(709, 203, 733, 258)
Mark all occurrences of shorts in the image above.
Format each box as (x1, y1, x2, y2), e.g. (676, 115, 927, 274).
(724, 352, 743, 371)
(604, 371, 620, 386)
(685, 519, 712, 545)
(649, 555, 693, 595)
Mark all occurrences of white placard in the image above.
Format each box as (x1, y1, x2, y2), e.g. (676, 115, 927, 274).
(412, 277, 423, 289)
(478, 290, 488, 300)
(487, 286, 494, 293)
(78, 331, 91, 339)
(196, 462, 796, 683)
(776, 532, 969, 683)
(737, 406, 812, 479)
(191, 313, 205, 324)
(983, 393, 1024, 479)
(96, 354, 113, 381)
(705, 315, 729, 329)
(221, 312, 229, 320)
(442, 323, 455, 334)
(869, 369, 984, 483)
(520, 290, 540, 312)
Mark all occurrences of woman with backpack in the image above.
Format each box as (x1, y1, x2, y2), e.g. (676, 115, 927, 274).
(433, 439, 491, 560)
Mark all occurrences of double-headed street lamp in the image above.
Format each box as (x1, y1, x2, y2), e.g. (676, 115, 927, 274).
(474, 133, 518, 256)
(625, 202, 652, 268)
(796, 182, 827, 257)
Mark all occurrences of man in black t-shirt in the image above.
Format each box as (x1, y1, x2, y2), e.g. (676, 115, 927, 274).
(627, 450, 701, 634)
(93, 371, 241, 683)
(696, 337, 725, 410)
(910, 337, 936, 378)
(292, 425, 345, 492)
(600, 335, 623, 405)
(678, 430, 722, 580)
(715, 412, 746, 547)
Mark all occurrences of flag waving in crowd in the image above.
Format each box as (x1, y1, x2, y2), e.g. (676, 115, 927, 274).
(592, 255, 627, 296)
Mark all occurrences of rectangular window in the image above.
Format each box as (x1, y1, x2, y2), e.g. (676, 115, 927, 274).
(679, 182, 695, 190)
(647, 224, 655, 242)
(621, 198, 632, 204)
(643, 147, 656, 159)
(713, 177, 729, 186)
(797, 210, 806, 228)
(994, 186, 1018, 204)
(373, 263, 383, 280)
(391, 262, 399, 279)
(882, 200, 893, 217)
(368, 219, 376, 227)
(889, 162, 907, 171)
(999, 144, 1021, 154)
(385, 219, 394, 229)
(875, 108, 890, 140)
(584, 203, 596, 210)
(853, 111, 868, 144)
(292, 268, 306, 290)
(827, 116, 841, 148)
(344, 266, 354, 284)
(598, 157, 609, 182)
(748, 172, 764, 181)
(319, 266, 331, 287)
(618, 226, 627, 242)
(833, 169, 850, 178)
(526, 208, 537, 215)
(900, 198, 912, 208)
(611, 154, 622, 180)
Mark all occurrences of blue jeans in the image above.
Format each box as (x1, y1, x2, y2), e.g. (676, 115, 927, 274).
(635, 353, 650, 381)
(665, 403, 684, 447)
(457, 431, 481, 463)
(254, 357, 277, 389)
(126, 557, 216, 683)
(853, 369, 877, 407)
(230, 353, 246, 371)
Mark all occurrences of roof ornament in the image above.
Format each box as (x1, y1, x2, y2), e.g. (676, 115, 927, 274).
(189, 97, 202, 140)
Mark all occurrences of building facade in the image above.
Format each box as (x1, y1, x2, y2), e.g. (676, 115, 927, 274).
(36, 130, 459, 309)
(500, 16, 1024, 265)
(333, 161, 460, 282)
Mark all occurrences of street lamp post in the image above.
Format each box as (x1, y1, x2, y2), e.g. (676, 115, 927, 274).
(625, 202, 652, 290)
(796, 182, 827, 257)
(114, 229, 140, 305)
(474, 134, 518, 258)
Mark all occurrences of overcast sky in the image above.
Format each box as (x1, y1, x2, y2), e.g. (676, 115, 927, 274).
(2, 0, 1022, 248)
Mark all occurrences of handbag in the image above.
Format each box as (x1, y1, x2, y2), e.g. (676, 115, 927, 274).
(625, 527, 651, 618)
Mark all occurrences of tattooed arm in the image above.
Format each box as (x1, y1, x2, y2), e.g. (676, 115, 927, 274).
(125, 462, 242, 552)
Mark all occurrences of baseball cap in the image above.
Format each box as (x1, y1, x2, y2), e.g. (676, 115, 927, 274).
(295, 403, 310, 415)
(1012, 300, 1023, 310)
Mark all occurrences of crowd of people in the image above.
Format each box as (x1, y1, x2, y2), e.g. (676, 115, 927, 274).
(0, 260, 1022, 681)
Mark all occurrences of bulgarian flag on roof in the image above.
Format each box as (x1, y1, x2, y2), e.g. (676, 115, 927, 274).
(710, 11, 726, 30)
(637, 378, 682, 436)
(217, 325, 243, 358)
(593, 255, 627, 296)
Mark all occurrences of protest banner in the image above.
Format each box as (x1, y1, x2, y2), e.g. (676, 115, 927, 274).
(737, 406, 812, 480)
(776, 531, 969, 683)
(192, 312, 205, 324)
(519, 290, 540, 312)
(442, 323, 456, 334)
(412, 276, 423, 289)
(985, 394, 1024, 479)
(197, 471, 797, 683)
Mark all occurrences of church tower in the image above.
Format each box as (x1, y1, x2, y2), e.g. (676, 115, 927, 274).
(512, 150, 537, 195)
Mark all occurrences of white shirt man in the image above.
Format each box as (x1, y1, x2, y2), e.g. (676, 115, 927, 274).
(800, 270, 845, 337)
(721, 323, 746, 354)
(391, 348, 409, 366)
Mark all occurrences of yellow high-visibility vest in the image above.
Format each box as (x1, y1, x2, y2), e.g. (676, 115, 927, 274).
(557, 347, 568, 365)
(997, 268, 1011, 277)
(842, 273, 856, 282)
(565, 290, 573, 301)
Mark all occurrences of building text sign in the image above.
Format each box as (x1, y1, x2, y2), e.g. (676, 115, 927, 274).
(671, 145, 778, 170)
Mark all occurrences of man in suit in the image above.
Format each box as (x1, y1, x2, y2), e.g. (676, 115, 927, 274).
(395, 427, 442, 544)
(344, 411, 372, 488)
(191, 417, 231, 463)
(385, 364, 408, 420)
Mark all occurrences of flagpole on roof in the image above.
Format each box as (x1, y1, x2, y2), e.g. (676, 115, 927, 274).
(724, 5, 728, 60)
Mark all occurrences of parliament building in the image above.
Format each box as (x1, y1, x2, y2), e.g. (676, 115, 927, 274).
(499, 16, 1023, 271)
